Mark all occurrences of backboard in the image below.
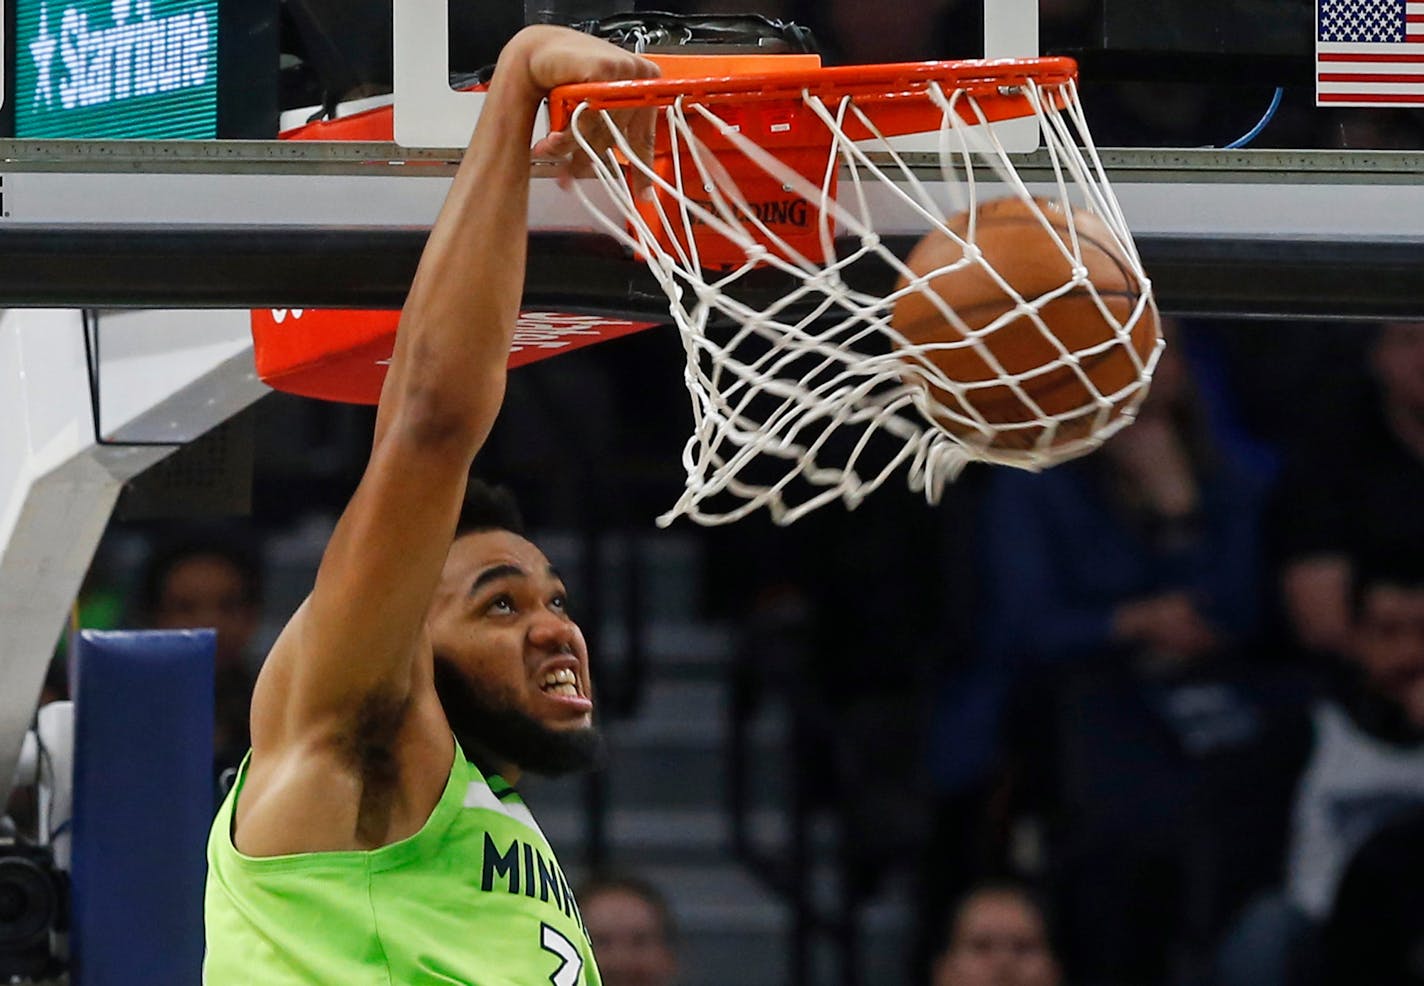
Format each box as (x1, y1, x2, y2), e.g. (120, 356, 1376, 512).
(0, 0, 1418, 316)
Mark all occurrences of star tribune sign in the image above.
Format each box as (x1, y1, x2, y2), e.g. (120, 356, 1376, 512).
(16, 0, 218, 138)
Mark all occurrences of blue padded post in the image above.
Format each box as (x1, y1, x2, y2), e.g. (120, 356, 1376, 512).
(70, 629, 215, 986)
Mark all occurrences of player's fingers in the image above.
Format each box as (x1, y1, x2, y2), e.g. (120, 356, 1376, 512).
(532, 130, 574, 160)
(555, 161, 575, 192)
(567, 152, 602, 182)
(630, 52, 661, 81)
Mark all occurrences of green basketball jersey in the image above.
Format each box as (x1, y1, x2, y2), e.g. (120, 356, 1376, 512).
(204, 741, 600, 985)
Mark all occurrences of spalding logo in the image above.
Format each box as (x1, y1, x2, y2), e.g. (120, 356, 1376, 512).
(688, 199, 811, 228)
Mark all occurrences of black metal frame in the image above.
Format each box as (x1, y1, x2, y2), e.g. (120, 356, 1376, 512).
(0, 228, 1421, 319)
(80, 310, 184, 448)
(727, 619, 870, 986)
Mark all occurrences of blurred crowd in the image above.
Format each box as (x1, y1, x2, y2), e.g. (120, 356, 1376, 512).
(719, 318, 1424, 986)
(31, 315, 1423, 986)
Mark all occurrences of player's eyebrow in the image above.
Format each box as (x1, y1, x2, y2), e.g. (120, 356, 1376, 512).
(469, 564, 526, 596)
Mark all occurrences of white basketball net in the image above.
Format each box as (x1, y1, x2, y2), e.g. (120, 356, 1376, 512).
(566, 73, 1161, 527)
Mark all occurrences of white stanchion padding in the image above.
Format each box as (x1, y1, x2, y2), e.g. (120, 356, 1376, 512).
(14, 731, 39, 789)
(0, 309, 267, 805)
(569, 78, 1160, 526)
(36, 701, 75, 871)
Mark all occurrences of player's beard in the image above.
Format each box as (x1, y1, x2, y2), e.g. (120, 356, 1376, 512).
(432, 656, 606, 778)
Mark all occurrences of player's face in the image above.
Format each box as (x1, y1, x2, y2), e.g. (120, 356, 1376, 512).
(152, 554, 259, 672)
(582, 889, 678, 986)
(428, 530, 601, 776)
(932, 893, 1060, 986)
(1353, 584, 1424, 726)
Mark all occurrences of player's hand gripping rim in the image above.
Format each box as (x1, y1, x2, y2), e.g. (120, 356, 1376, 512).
(511, 26, 660, 197)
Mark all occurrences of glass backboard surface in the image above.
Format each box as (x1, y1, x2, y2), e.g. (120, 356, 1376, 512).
(1080, 0, 1424, 149)
(9, 0, 1419, 150)
(0, 0, 1421, 322)
(299, 0, 1424, 152)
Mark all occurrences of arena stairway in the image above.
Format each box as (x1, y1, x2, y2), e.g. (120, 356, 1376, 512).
(522, 532, 915, 986)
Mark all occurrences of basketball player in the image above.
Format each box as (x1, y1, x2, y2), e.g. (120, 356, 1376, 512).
(203, 26, 658, 984)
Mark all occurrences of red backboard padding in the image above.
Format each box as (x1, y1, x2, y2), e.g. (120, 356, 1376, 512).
(251, 308, 660, 404)
(254, 98, 659, 404)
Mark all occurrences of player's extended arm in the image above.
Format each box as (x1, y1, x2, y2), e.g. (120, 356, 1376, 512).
(255, 28, 658, 750)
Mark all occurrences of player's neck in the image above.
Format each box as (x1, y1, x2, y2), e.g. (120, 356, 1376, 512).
(464, 739, 522, 787)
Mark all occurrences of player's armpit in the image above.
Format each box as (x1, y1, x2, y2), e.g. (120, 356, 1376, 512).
(251, 428, 472, 752)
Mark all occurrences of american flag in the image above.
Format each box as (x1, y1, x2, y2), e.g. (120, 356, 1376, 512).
(1318, 0, 1424, 105)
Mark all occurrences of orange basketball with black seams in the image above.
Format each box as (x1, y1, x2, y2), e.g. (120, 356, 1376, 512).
(891, 196, 1160, 453)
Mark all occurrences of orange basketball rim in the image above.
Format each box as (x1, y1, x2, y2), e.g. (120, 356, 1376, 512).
(547, 55, 1079, 269)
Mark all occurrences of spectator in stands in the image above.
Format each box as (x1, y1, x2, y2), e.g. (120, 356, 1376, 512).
(932, 880, 1062, 986)
(1273, 321, 1424, 658)
(578, 872, 679, 986)
(924, 319, 1268, 983)
(977, 317, 1264, 675)
(1214, 563, 1424, 986)
(1320, 807, 1424, 986)
(137, 531, 264, 777)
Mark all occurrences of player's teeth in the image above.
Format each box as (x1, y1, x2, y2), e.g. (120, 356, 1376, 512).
(541, 671, 579, 695)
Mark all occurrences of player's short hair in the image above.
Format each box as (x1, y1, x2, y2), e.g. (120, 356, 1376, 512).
(941, 878, 1059, 958)
(137, 528, 264, 619)
(455, 479, 526, 539)
(577, 871, 678, 944)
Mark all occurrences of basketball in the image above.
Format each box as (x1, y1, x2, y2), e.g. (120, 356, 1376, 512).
(890, 196, 1160, 455)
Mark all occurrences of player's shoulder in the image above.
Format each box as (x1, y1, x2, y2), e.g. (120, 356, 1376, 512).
(235, 693, 455, 856)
